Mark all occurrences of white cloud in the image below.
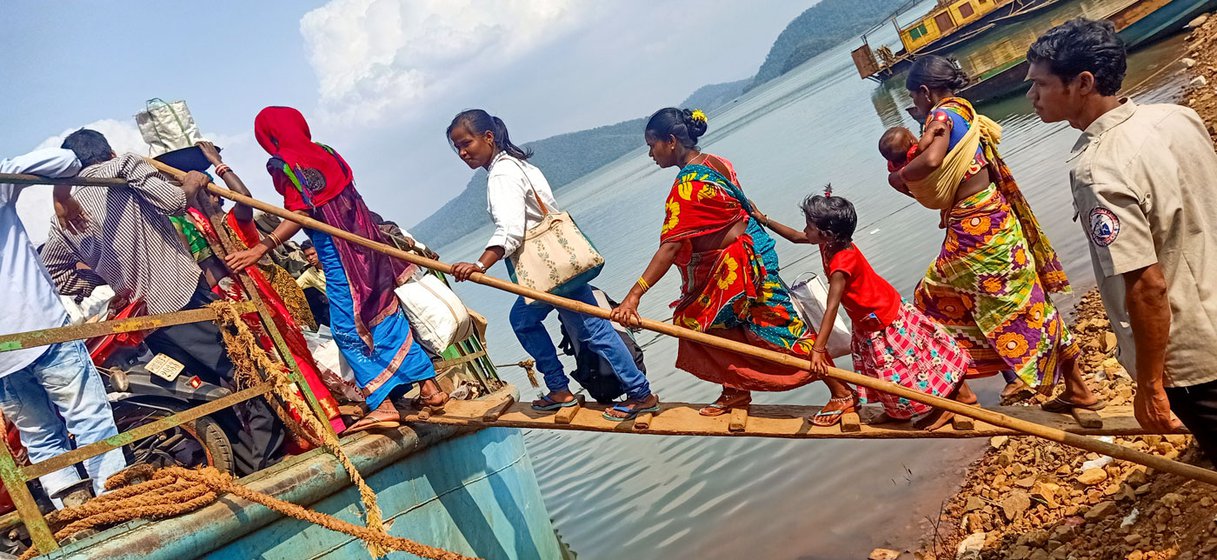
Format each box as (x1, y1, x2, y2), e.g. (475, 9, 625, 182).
(33, 119, 148, 155)
(20, 119, 149, 245)
(300, 0, 587, 125)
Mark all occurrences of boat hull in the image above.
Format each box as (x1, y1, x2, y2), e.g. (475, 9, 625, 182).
(961, 0, 1217, 104)
(1118, 0, 1217, 46)
(42, 425, 563, 560)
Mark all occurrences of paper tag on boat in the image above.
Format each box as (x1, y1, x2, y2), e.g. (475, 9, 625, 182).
(146, 353, 185, 382)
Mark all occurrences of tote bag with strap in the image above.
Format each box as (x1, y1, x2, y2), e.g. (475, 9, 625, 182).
(503, 159, 604, 300)
(393, 267, 473, 354)
(788, 272, 853, 358)
(135, 98, 204, 157)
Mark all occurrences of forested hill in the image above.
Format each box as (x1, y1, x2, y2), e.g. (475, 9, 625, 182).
(748, 0, 901, 89)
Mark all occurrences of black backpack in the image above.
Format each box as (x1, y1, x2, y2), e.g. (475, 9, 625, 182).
(557, 287, 647, 404)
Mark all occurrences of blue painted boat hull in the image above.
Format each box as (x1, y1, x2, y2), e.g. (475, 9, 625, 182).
(1121, 0, 1217, 47)
(44, 426, 563, 560)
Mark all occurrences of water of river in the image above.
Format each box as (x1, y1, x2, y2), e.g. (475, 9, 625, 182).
(433, 4, 1190, 557)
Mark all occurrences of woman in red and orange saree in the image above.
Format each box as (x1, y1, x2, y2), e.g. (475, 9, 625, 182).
(612, 108, 856, 426)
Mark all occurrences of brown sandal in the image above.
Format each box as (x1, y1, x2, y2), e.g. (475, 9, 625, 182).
(699, 390, 751, 417)
(345, 400, 402, 433)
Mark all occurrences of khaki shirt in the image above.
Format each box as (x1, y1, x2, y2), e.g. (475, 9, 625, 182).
(1069, 99, 1217, 387)
(296, 266, 327, 293)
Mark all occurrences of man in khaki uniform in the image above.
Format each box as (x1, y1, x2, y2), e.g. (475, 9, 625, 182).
(1025, 19, 1217, 460)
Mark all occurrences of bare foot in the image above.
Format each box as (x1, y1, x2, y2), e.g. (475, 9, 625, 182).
(416, 379, 449, 410)
(913, 408, 955, 431)
(955, 380, 978, 405)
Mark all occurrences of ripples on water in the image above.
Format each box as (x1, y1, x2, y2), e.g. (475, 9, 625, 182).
(437, 16, 1189, 559)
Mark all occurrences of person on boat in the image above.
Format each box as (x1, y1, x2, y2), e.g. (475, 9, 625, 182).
(1027, 18, 1217, 456)
(760, 187, 974, 430)
(224, 106, 447, 431)
(609, 107, 857, 426)
(178, 141, 346, 443)
(296, 240, 331, 328)
(445, 109, 657, 421)
(892, 56, 1102, 412)
(41, 129, 286, 476)
(0, 147, 126, 504)
(253, 212, 310, 277)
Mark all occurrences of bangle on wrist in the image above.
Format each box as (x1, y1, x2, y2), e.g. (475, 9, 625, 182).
(811, 346, 828, 354)
(636, 277, 651, 292)
(265, 232, 282, 249)
(473, 261, 486, 271)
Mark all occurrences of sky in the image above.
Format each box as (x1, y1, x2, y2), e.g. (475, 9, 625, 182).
(1, 1, 814, 242)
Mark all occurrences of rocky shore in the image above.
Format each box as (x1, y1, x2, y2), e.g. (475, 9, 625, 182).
(896, 290, 1210, 560)
(869, 16, 1217, 560)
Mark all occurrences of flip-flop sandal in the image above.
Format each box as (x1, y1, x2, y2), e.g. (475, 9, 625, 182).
(1041, 395, 1108, 413)
(699, 394, 752, 417)
(532, 394, 580, 411)
(603, 400, 661, 422)
(810, 395, 857, 427)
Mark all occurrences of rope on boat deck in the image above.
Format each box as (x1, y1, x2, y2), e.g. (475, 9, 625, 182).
(17, 302, 476, 560)
(16, 464, 474, 560)
(206, 301, 475, 559)
(493, 359, 539, 387)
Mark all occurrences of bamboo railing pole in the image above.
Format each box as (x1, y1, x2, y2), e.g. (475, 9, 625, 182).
(183, 182, 1217, 487)
(8, 171, 1214, 486)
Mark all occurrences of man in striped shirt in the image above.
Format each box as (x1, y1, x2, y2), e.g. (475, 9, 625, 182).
(41, 129, 285, 476)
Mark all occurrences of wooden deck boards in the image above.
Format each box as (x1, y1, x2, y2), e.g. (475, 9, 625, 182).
(401, 388, 1183, 440)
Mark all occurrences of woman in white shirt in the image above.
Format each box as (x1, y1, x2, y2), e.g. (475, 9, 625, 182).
(447, 110, 658, 420)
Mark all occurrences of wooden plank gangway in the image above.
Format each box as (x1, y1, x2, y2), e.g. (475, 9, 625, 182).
(402, 388, 1184, 440)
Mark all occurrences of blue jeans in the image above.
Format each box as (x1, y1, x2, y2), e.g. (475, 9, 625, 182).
(509, 284, 651, 400)
(0, 340, 126, 498)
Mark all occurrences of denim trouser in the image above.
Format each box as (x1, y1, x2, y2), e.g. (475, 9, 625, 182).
(509, 284, 651, 400)
(0, 339, 126, 498)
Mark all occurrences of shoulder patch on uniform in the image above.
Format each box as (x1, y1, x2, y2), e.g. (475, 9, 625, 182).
(1088, 207, 1120, 247)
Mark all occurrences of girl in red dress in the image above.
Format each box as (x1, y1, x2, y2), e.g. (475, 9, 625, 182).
(762, 188, 975, 429)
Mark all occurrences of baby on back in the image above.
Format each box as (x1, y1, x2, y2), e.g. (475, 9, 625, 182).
(879, 126, 919, 171)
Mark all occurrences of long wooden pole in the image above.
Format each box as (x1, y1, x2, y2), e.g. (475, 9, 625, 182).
(5, 172, 1215, 486)
(145, 160, 337, 439)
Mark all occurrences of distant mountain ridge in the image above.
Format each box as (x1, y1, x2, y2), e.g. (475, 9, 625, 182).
(412, 0, 896, 246)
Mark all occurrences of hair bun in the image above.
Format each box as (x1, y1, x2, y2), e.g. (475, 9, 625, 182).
(682, 108, 709, 141)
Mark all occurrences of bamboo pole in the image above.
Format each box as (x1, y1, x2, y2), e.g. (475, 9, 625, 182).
(194, 183, 1217, 486)
(5, 172, 1215, 486)
(145, 160, 337, 439)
